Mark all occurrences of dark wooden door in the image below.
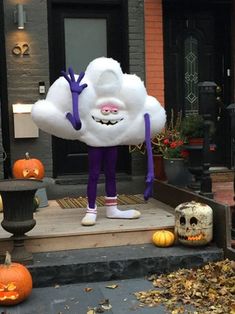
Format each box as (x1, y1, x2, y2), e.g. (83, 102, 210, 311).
(163, 0, 231, 166)
(49, 0, 130, 177)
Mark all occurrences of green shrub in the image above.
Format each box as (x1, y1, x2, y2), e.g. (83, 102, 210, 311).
(181, 115, 204, 138)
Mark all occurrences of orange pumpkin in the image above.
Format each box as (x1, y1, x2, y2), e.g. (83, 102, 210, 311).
(0, 252, 33, 305)
(152, 230, 175, 247)
(13, 152, 45, 179)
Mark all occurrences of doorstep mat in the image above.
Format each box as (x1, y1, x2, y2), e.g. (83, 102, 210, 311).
(56, 194, 145, 209)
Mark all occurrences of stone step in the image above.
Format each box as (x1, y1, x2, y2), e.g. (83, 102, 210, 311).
(26, 243, 223, 288)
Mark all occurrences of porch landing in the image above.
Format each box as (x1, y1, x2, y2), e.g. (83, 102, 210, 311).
(0, 196, 175, 255)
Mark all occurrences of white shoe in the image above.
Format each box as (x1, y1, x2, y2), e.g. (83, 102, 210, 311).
(81, 207, 97, 226)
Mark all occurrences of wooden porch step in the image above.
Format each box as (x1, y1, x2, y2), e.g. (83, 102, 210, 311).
(0, 197, 175, 255)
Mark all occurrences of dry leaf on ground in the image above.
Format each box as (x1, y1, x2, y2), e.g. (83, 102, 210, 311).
(134, 259, 235, 314)
(105, 284, 118, 289)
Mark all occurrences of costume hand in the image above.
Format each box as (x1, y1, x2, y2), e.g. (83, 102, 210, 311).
(61, 68, 88, 94)
(144, 174, 154, 200)
(61, 68, 88, 130)
(65, 112, 82, 130)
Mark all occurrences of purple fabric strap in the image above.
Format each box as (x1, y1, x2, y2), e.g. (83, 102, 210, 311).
(144, 113, 154, 200)
(87, 146, 118, 209)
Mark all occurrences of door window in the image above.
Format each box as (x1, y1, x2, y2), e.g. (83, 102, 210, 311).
(64, 18, 107, 72)
(184, 35, 199, 115)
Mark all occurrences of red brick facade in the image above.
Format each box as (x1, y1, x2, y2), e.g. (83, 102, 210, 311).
(144, 0, 164, 106)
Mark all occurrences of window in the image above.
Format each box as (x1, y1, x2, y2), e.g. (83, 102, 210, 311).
(184, 35, 199, 115)
(64, 18, 107, 72)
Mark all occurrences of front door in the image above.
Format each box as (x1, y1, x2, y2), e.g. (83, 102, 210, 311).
(49, 0, 130, 177)
(163, 0, 231, 166)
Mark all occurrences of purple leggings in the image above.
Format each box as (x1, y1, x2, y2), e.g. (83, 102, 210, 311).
(87, 146, 118, 208)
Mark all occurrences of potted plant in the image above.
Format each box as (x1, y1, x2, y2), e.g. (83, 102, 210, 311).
(151, 112, 191, 186)
(181, 114, 204, 145)
(129, 137, 167, 181)
(151, 132, 167, 180)
(152, 111, 188, 160)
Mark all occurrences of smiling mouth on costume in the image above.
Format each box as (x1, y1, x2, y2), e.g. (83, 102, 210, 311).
(92, 116, 123, 126)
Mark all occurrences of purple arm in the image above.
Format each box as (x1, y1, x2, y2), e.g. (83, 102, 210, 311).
(61, 67, 88, 130)
(144, 113, 154, 200)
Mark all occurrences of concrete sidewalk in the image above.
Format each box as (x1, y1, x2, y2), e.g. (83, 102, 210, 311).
(0, 277, 190, 314)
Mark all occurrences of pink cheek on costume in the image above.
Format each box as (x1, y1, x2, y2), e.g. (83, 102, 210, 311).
(100, 104, 119, 115)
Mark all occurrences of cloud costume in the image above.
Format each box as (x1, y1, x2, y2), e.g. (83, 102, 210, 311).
(32, 57, 166, 226)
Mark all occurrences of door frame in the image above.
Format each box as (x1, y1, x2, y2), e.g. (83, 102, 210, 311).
(47, 0, 130, 177)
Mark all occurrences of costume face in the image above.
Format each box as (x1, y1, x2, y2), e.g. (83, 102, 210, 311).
(32, 57, 166, 147)
(175, 201, 213, 246)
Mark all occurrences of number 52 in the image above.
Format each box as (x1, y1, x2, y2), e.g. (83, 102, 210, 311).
(12, 43, 30, 56)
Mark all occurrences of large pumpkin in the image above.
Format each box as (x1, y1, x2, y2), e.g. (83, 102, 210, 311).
(0, 252, 33, 305)
(152, 230, 175, 247)
(12, 152, 45, 179)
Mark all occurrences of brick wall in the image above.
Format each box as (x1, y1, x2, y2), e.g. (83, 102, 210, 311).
(144, 0, 164, 106)
(3, 0, 52, 176)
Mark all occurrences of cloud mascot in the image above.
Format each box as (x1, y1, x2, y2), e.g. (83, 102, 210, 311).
(32, 57, 166, 226)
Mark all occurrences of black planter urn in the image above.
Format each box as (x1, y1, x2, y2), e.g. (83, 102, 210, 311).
(185, 144, 204, 190)
(0, 179, 44, 264)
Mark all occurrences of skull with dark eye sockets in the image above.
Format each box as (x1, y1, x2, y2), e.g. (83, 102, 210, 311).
(175, 201, 213, 246)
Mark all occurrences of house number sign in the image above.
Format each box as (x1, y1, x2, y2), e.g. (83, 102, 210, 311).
(12, 43, 30, 56)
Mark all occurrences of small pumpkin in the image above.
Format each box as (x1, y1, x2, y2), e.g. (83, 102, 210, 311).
(0, 251, 33, 305)
(12, 152, 45, 180)
(152, 230, 175, 247)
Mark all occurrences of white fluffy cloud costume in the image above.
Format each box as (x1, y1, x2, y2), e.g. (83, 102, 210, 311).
(32, 57, 166, 146)
(32, 57, 166, 226)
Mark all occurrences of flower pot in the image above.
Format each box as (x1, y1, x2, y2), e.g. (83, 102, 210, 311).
(185, 144, 203, 190)
(153, 154, 166, 180)
(163, 158, 192, 187)
(188, 137, 204, 146)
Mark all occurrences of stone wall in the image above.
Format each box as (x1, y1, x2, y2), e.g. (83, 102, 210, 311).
(3, 0, 52, 176)
(128, 0, 146, 176)
(128, 0, 145, 81)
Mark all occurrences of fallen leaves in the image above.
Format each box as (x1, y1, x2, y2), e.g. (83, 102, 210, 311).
(84, 287, 93, 292)
(105, 284, 118, 289)
(134, 259, 235, 313)
(87, 299, 112, 313)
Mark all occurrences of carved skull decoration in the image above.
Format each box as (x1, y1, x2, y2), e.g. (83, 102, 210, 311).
(175, 201, 213, 246)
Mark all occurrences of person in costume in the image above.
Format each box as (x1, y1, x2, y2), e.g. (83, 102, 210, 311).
(32, 57, 166, 226)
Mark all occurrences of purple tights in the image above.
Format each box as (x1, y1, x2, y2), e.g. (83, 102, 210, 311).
(87, 146, 118, 208)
